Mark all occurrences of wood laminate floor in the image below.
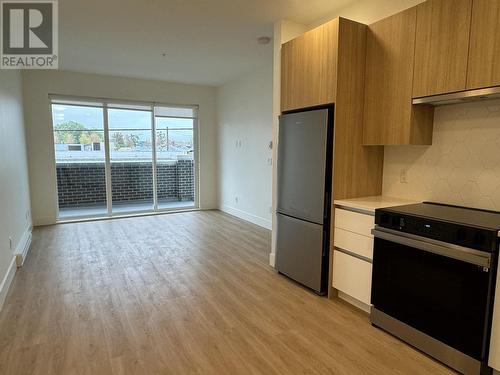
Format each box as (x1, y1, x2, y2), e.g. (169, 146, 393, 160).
(0, 211, 453, 374)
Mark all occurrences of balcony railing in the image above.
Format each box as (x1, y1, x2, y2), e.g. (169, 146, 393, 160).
(56, 159, 194, 212)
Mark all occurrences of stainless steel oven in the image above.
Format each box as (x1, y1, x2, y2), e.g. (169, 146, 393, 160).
(370, 203, 500, 375)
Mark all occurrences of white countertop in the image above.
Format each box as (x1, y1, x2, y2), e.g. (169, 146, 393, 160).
(334, 196, 420, 213)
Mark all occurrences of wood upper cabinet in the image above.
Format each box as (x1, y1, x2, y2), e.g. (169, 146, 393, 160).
(412, 0, 472, 98)
(363, 7, 434, 145)
(281, 20, 338, 112)
(467, 0, 500, 89)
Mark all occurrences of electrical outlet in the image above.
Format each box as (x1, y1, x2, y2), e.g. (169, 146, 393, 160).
(400, 169, 408, 184)
(8, 237, 12, 250)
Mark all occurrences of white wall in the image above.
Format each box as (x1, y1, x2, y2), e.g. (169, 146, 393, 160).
(217, 64, 273, 229)
(0, 71, 32, 307)
(22, 70, 218, 226)
(309, 0, 426, 27)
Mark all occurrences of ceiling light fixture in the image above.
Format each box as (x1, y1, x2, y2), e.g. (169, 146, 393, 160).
(257, 36, 271, 45)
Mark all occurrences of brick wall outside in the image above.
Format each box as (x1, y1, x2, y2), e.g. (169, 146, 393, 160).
(177, 159, 195, 199)
(56, 163, 107, 207)
(56, 160, 194, 208)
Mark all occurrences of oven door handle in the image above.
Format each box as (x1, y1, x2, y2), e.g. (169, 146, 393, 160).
(372, 227, 492, 268)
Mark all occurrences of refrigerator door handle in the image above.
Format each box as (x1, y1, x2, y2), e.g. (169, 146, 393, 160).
(324, 191, 329, 220)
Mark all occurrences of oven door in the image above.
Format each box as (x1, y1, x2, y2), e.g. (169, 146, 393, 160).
(371, 227, 495, 362)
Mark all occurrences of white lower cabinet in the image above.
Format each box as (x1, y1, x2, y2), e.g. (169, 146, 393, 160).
(332, 250, 372, 305)
(332, 206, 375, 310)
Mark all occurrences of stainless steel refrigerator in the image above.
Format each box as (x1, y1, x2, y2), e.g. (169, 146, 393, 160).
(276, 106, 333, 295)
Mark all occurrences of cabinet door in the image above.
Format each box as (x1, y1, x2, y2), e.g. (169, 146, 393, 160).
(467, 0, 500, 89)
(363, 7, 433, 145)
(413, 0, 472, 98)
(281, 20, 338, 112)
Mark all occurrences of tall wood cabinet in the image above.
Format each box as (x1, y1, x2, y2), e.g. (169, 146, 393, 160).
(412, 0, 472, 98)
(332, 19, 384, 201)
(363, 7, 434, 145)
(467, 0, 500, 89)
(280, 18, 384, 298)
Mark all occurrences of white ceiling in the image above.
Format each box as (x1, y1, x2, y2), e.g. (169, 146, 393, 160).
(58, 0, 358, 86)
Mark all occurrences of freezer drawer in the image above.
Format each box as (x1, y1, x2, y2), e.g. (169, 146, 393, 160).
(276, 213, 326, 293)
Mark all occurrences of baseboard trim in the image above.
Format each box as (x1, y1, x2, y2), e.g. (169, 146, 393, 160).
(33, 216, 56, 227)
(269, 252, 276, 268)
(0, 257, 17, 311)
(220, 204, 272, 230)
(338, 291, 371, 314)
(15, 227, 32, 267)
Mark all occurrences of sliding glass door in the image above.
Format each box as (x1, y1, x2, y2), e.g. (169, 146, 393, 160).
(52, 102, 108, 219)
(51, 98, 198, 220)
(155, 106, 196, 210)
(108, 105, 154, 214)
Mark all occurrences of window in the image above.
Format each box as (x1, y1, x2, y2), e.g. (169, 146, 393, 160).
(50, 97, 198, 219)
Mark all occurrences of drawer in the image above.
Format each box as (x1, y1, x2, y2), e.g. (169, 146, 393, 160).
(334, 227, 374, 260)
(332, 250, 372, 305)
(334, 208, 374, 237)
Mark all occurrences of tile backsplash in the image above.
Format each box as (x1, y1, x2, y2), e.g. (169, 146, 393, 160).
(383, 99, 500, 211)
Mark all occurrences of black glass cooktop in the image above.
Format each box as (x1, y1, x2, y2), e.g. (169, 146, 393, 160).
(376, 202, 500, 252)
(382, 202, 500, 231)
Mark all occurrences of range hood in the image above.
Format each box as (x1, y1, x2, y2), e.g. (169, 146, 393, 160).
(412, 86, 500, 106)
